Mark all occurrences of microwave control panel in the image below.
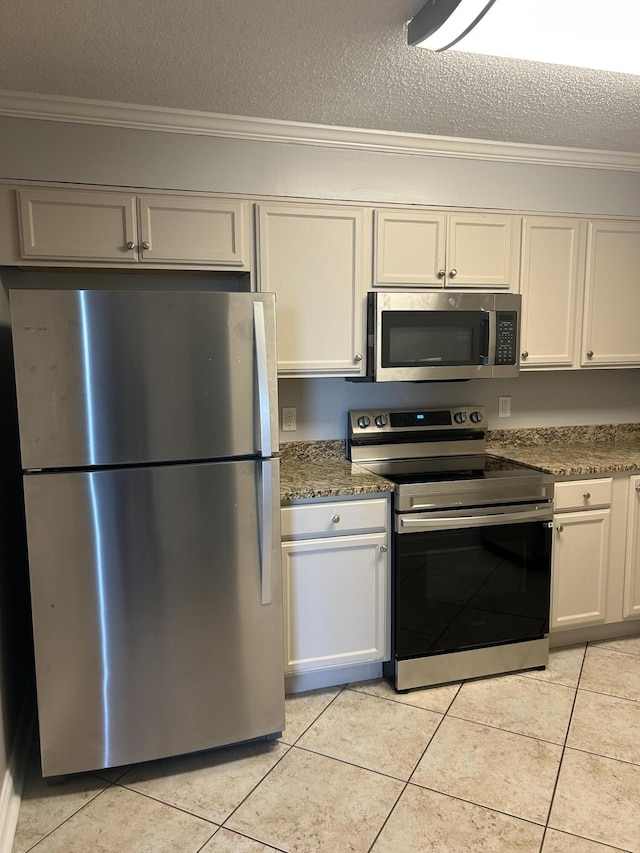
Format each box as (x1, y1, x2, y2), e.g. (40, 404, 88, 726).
(495, 312, 518, 365)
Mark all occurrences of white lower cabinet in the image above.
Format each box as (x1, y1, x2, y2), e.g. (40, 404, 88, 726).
(551, 475, 640, 637)
(551, 508, 610, 629)
(281, 495, 390, 690)
(623, 475, 640, 618)
(552, 478, 612, 630)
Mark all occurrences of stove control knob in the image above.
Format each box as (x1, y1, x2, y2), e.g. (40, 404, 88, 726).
(374, 415, 388, 428)
(357, 415, 371, 429)
(470, 411, 483, 423)
(453, 412, 467, 424)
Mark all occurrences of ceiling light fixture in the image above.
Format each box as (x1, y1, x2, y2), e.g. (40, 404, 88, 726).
(408, 0, 640, 75)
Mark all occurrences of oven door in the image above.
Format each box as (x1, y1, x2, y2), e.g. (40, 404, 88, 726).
(393, 503, 552, 661)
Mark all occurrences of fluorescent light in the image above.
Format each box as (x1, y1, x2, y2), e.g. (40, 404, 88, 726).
(408, 0, 640, 75)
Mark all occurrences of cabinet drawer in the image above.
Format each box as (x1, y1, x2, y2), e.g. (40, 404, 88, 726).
(281, 498, 388, 539)
(554, 478, 613, 512)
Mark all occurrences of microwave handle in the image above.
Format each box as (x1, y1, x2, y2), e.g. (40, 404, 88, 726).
(486, 311, 497, 366)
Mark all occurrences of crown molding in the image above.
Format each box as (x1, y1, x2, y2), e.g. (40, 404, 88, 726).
(1, 89, 640, 172)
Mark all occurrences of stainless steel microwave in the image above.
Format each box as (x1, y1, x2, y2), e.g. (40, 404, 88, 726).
(362, 291, 521, 382)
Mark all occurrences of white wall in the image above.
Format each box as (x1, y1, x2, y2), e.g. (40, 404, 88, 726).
(2, 116, 640, 216)
(278, 370, 640, 441)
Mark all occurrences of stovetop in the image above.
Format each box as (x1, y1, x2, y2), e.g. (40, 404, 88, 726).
(347, 406, 555, 510)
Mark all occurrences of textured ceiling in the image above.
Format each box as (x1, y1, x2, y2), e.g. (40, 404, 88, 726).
(1, 0, 640, 153)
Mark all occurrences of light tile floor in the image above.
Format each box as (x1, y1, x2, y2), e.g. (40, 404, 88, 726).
(12, 636, 640, 853)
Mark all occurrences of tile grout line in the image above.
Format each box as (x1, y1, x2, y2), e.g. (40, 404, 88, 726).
(537, 642, 589, 853)
(215, 685, 348, 842)
(18, 779, 116, 853)
(365, 678, 467, 852)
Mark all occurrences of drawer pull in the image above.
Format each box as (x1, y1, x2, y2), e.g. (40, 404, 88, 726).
(583, 492, 591, 500)
(556, 524, 564, 532)
(331, 514, 340, 524)
(380, 544, 388, 553)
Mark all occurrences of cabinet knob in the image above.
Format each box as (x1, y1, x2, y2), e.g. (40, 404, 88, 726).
(354, 353, 362, 362)
(556, 524, 564, 532)
(331, 514, 340, 524)
(437, 269, 446, 278)
(586, 350, 594, 359)
(635, 485, 640, 492)
(379, 544, 388, 553)
(126, 241, 136, 250)
(583, 492, 591, 500)
(141, 241, 151, 250)
(449, 268, 458, 277)
(521, 351, 529, 359)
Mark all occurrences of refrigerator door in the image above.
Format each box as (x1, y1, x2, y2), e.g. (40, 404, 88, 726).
(10, 289, 279, 469)
(24, 458, 283, 777)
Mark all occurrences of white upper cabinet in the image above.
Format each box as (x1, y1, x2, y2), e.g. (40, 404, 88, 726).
(257, 203, 368, 377)
(582, 220, 640, 366)
(374, 209, 520, 290)
(374, 210, 446, 286)
(16, 188, 250, 270)
(519, 216, 586, 369)
(136, 195, 247, 266)
(17, 189, 138, 264)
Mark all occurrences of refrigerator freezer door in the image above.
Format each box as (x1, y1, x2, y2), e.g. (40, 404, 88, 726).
(10, 289, 279, 469)
(24, 458, 284, 777)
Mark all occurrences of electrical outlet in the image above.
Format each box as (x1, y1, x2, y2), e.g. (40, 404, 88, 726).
(498, 396, 511, 418)
(281, 407, 297, 431)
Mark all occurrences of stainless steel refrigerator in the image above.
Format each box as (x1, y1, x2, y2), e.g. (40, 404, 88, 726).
(10, 288, 284, 777)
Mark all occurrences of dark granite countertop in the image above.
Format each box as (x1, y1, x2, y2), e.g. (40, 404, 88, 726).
(487, 424, 640, 477)
(279, 424, 640, 501)
(279, 441, 394, 502)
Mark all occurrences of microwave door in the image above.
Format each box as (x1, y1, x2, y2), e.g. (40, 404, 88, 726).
(375, 308, 494, 382)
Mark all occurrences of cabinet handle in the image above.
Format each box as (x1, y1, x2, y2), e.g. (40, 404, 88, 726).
(586, 350, 594, 359)
(380, 544, 388, 553)
(449, 268, 458, 277)
(126, 241, 136, 250)
(141, 241, 151, 250)
(556, 524, 564, 532)
(583, 492, 591, 500)
(437, 269, 446, 278)
(354, 354, 362, 362)
(332, 514, 340, 524)
(521, 351, 529, 359)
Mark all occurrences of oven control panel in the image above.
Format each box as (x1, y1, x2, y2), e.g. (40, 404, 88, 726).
(348, 406, 486, 436)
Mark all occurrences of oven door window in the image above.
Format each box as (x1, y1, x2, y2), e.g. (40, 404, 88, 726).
(394, 520, 551, 659)
(381, 310, 489, 368)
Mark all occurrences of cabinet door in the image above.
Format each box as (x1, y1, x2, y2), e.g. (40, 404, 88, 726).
(257, 204, 367, 376)
(519, 217, 585, 368)
(623, 476, 640, 619)
(17, 188, 138, 263)
(282, 532, 388, 674)
(582, 220, 640, 366)
(551, 510, 610, 629)
(137, 196, 249, 267)
(373, 210, 446, 286)
(446, 213, 520, 290)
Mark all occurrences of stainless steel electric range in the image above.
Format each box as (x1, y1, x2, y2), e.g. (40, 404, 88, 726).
(347, 406, 555, 692)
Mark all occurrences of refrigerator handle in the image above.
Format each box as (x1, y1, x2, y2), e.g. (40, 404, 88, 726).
(259, 459, 274, 605)
(253, 301, 272, 456)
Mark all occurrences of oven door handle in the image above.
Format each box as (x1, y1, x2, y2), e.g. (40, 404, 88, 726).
(397, 506, 552, 533)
